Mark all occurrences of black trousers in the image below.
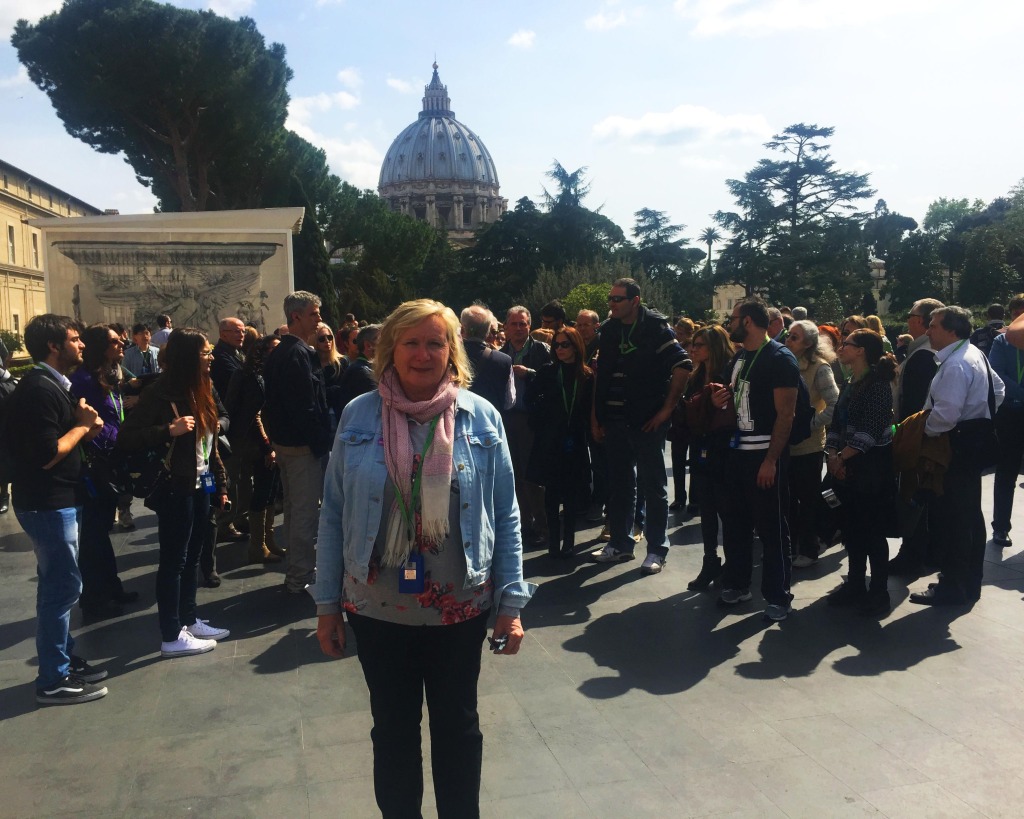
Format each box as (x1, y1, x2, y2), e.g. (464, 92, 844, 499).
(933, 456, 986, 600)
(835, 447, 894, 593)
(348, 612, 488, 819)
(788, 451, 824, 559)
(78, 492, 124, 607)
(992, 404, 1024, 533)
(720, 450, 792, 605)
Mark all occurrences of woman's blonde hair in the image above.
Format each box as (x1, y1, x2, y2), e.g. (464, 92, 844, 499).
(373, 299, 472, 388)
(316, 321, 343, 372)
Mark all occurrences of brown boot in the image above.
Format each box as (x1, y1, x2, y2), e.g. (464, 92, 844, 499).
(247, 509, 281, 564)
(265, 510, 286, 557)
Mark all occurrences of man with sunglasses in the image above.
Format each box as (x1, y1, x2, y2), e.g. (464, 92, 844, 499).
(711, 297, 799, 621)
(591, 278, 689, 575)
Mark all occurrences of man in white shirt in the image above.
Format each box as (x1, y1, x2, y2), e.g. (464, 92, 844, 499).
(910, 306, 1004, 606)
(150, 315, 173, 347)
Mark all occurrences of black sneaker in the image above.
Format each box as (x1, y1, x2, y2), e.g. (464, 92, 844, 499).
(993, 530, 1012, 548)
(36, 674, 108, 706)
(68, 656, 109, 684)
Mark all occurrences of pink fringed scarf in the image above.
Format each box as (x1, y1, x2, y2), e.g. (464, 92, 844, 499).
(377, 367, 459, 567)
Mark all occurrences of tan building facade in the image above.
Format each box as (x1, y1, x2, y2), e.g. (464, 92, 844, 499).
(0, 159, 102, 339)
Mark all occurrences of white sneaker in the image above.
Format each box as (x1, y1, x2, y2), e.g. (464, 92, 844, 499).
(186, 618, 230, 641)
(631, 525, 643, 543)
(161, 628, 216, 658)
(640, 554, 664, 575)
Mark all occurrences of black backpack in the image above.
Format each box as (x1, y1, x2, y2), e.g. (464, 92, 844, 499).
(789, 374, 814, 445)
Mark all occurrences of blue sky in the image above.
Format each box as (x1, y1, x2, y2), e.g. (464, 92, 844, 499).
(2, 0, 1022, 248)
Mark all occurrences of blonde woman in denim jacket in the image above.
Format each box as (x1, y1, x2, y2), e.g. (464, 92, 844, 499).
(311, 299, 535, 819)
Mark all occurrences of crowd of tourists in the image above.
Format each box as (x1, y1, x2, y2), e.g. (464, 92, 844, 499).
(7, 281, 1018, 818)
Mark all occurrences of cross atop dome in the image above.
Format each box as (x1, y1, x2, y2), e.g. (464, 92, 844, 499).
(420, 61, 453, 119)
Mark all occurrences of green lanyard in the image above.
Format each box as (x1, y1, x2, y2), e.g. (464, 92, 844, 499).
(936, 339, 967, 371)
(392, 415, 441, 542)
(558, 367, 578, 418)
(111, 390, 124, 424)
(740, 338, 769, 382)
(1016, 349, 1023, 385)
(512, 339, 533, 366)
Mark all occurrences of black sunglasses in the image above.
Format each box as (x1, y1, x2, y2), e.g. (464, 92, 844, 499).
(552, 340, 574, 350)
(317, 335, 333, 342)
(607, 295, 631, 303)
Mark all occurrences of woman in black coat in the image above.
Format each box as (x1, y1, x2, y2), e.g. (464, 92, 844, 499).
(527, 327, 593, 559)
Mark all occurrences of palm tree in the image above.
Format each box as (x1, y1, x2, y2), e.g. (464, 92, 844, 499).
(697, 227, 722, 277)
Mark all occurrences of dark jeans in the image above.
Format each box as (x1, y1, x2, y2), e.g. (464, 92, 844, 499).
(545, 469, 583, 554)
(670, 439, 688, 505)
(348, 612, 488, 819)
(933, 454, 986, 600)
(154, 488, 210, 642)
(79, 492, 124, 607)
(721, 450, 792, 605)
(992, 404, 1024, 533)
(605, 421, 669, 558)
(788, 451, 824, 559)
(691, 469, 724, 558)
(587, 436, 608, 511)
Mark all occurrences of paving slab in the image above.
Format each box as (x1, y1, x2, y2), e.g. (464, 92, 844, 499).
(3, 469, 1024, 817)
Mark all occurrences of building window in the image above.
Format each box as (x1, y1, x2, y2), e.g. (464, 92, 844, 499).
(26, 184, 32, 200)
(32, 233, 39, 268)
(6, 225, 14, 264)
(12, 314, 19, 334)
(2, 174, 7, 189)
(48, 192, 53, 207)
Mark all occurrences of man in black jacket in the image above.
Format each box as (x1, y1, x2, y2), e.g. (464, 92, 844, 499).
(8, 314, 108, 705)
(336, 324, 380, 414)
(210, 317, 248, 542)
(263, 292, 331, 594)
(591, 279, 689, 576)
(461, 305, 514, 411)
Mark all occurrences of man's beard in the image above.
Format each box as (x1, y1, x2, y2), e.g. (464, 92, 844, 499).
(729, 323, 747, 345)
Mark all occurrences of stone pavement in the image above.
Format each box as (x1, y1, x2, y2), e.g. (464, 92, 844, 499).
(3, 474, 1024, 818)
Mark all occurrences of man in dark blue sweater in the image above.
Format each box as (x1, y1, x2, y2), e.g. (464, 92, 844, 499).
(8, 314, 107, 704)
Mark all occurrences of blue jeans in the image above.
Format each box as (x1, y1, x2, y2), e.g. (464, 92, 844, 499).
(153, 488, 210, 642)
(16, 507, 82, 688)
(604, 422, 669, 557)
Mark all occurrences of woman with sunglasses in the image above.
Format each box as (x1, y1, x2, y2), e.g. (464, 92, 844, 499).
(824, 329, 897, 615)
(118, 329, 231, 656)
(527, 327, 593, 559)
(315, 322, 346, 436)
(685, 325, 738, 590)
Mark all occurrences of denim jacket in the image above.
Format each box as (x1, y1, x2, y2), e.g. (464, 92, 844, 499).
(309, 389, 536, 613)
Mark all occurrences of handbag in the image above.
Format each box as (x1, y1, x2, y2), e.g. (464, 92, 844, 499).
(82, 451, 132, 500)
(121, 401, 179, 499)
(683, 382, 737, 437)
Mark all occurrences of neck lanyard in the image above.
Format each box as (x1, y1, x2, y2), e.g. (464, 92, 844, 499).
(619, 320, 638, 355)
(513, 338, 532, 366)
(111, 390, 124, 423)
(936, 339, 967, 371)
(558, 367, 578, 418)
(393, 414, 441, 543)
(740, 338, 769, 382)
(1016, 349, 1023, 386)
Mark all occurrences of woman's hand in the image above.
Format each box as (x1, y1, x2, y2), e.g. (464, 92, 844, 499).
(490, 615, 524, 656)
(169, 415, 196, 436)
(316, 613, 346, 658)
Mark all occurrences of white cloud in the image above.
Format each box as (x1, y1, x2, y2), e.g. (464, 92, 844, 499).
(287, 91, 360, 127)
(315, 0, 346, 6)
(507, 29, 536, 48)
(593, 104, 772, 145)
(678, 154, 730, 171)
(0, 0, 61, 34)
(673, 0, 929, 37)
(585, 10, 629, 30)
(336, 67, 362, 89)
(0, 66, 30, 89)
(386, 77, 416, 94)
(288, 120, 382, 189)
(206, 0, 254, 17)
